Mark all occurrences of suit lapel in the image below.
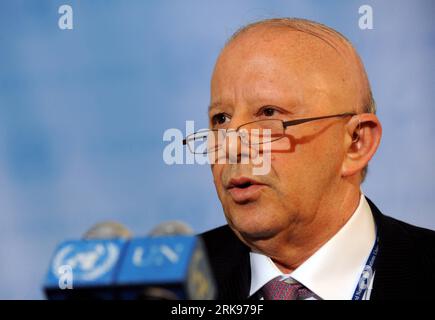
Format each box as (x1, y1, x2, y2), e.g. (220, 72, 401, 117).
(201, 225, 251, 299)
(366, 197, 418, 299)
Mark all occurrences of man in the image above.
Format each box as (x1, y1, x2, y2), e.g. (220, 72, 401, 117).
(192, 18, 435, 299)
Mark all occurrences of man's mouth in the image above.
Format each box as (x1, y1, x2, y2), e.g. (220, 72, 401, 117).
(226, 177, 266, 203)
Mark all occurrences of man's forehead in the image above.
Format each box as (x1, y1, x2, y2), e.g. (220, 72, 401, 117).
(222, 25, 350, 63)
(210, 25, 364, 113)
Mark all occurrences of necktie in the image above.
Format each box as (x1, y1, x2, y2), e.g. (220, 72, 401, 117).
(261, 277, 316, 300)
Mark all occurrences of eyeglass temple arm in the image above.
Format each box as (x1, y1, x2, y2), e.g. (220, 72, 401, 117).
(183, 135, 205, 144)
(282, 112, 356, 128)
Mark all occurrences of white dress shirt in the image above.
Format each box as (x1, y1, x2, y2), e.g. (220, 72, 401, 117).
(249, 194, 376, 300)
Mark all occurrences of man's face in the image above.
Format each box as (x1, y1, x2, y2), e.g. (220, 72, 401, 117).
(210, 28, 360, 244)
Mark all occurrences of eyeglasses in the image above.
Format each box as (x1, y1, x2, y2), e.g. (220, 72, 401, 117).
(183, 112, 356, 155)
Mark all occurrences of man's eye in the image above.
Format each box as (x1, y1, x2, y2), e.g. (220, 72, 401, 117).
(211, 113, 230, 125)
(260, 106, 279, 117)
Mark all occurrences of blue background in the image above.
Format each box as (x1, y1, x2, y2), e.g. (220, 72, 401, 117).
(0, 0, 434, 299)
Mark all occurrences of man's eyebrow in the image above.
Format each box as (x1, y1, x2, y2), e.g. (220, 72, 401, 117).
(207, 102, 222, 114)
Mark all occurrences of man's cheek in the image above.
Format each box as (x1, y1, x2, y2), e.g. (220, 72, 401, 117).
(270, 153, 295, 175)
(271, 155, 305, 190)
(211, 166, 224, 191)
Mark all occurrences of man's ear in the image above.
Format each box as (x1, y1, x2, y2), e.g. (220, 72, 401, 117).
(341, 113, 382, 178)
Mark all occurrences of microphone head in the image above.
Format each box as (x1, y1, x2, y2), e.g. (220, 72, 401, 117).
(83, 221, 132, 240)
(148, 220, 194, 237)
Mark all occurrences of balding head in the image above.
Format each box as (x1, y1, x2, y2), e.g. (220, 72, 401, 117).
(225, 18, 376, 115)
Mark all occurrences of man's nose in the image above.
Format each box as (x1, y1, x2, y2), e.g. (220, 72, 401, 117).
(225, 128, 251, 164)
(225, 130, 240, 163)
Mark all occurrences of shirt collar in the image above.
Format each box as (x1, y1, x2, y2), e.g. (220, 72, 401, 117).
(249, 194, 376, 300)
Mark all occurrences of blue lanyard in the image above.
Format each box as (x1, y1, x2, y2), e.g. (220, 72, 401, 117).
(352, 235, 379, 300)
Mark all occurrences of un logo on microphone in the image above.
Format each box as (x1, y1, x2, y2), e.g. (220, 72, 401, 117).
(50, 240, 121, 287)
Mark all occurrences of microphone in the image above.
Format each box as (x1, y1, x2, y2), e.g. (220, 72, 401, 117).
(44, 221, 132, 300)
(148, 220, 194, 237)
(83, 221, 132, 240)
(43, 221, 216, 300)
(117, 221, 215, 300)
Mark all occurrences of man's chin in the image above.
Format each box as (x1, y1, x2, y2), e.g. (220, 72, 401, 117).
(228, 220, 280, 243)
(239, 229, 278, 242)
(224, 202, 283, 241)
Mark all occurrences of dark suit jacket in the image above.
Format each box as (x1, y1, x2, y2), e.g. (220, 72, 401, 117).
(199, 198, 435, 299)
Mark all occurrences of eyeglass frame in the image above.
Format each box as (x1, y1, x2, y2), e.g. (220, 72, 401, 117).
(182, 112, 357, 154)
